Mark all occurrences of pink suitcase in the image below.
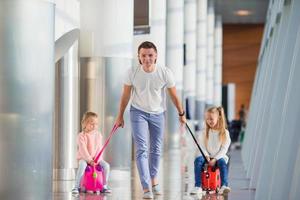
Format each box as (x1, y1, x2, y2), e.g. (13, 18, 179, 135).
(80, 125, 118, 193)
(80, 164, 105, 192)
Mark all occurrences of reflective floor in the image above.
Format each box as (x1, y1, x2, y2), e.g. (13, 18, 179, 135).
(53, 133, 255, 200)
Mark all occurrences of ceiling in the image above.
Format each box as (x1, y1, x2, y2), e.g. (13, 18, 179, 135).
(215, 0, 270, 24)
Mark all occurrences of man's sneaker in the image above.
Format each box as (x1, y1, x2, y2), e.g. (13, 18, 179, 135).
(219, 185, 231, 194)
(143, 191, 154, 199)
(190, 186, 203, 195)
(152, 184, 162, 195)
(71, 188, 79, 195)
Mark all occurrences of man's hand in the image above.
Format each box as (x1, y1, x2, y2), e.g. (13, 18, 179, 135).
(115, 115, 124, 128)
(179, 115, 187, 124)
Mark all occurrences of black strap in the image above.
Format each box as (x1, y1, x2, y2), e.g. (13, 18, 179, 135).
(186, 123, 209, 163)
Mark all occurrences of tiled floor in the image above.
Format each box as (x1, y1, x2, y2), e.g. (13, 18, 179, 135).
(53, 133, 255, 200)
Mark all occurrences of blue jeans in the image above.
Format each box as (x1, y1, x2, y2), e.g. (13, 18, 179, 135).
(194, 156, 229, 187)
(130, 106, 165, 190)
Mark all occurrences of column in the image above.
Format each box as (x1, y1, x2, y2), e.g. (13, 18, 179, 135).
(184, 0, 197, 120)
(214, 15, 222, 106)
(151, 0, 167, 67)
(53, 30, 80, 192)
(195, 0, 208, 130)
(0, 1, 54, 199)
(206, 0, 215, 106)
(166, 0, 184, 148)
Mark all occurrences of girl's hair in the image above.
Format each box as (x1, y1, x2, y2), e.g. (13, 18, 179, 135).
(204, 106, 228, 147)
(137, 41, 157, 64)
(81, 111, 98, 131)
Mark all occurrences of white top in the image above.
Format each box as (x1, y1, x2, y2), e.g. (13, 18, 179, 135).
(198, 129, 231, 163)
(124, 65, 175, 114)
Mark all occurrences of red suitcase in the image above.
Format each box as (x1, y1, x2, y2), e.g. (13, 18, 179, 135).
(186, 124, 221, 193)
(201, 165, 221, 192)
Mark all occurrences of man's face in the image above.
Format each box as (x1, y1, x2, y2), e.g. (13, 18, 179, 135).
(138, 48, 157, 68)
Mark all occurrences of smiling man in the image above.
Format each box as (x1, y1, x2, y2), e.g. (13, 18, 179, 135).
(115, 41, 186, 199)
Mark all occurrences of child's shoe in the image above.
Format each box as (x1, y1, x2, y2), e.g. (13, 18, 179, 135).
(190, 186, 203, 195)
(152, 184, 162, 195)
(219, 185, 231, 194)
(143, 191, 154, 199)
(71, 188, 79, 195)
(101, 186, 112, 193)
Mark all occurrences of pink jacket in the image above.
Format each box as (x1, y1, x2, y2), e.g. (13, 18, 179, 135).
(76, 130, 103, 162)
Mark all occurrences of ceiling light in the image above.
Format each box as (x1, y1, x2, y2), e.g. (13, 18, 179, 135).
(234, 10, 252, 16)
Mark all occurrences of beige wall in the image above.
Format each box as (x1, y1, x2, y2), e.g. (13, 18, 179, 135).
(222, 24, 264, 119)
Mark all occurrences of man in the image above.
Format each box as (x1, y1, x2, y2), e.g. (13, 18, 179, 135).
(115, 41, 186, 199)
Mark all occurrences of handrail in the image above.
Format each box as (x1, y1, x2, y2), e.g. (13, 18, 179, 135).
(54, 29, 80, 63)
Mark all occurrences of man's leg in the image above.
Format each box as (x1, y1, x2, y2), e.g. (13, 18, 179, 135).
(130, 107, 151, 191)
(148, 112, 165, 185)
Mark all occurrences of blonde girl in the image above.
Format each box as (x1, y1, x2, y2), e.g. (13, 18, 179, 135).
(72, 112, 111, 194)
(191, 106, 231, 195)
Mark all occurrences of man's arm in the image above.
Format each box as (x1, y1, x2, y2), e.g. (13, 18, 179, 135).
(115, 85, 132, 127)
(167, 87, 186, 124)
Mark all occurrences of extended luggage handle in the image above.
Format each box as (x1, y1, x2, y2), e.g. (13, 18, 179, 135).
(94, 124, 118, 163)
(186, 123, 209, 163)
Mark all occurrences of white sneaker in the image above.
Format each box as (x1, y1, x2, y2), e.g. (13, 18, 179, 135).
(219, 185, 231, 194)
(190, 186, 203, 195)
(152, 184, 162, 195)
(143, 191, 154, 199)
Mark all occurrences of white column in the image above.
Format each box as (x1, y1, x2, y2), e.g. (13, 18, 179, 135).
(184, 0, 197, 119)
(53, 0, 80, 186)
(214, 15, 222, 106)
(166, 0, 184, 148)
(195, 0, 208, 130)
(206, 0, 215, 106)
(151, 0, 167, 67)
(0, 1, 54, 199)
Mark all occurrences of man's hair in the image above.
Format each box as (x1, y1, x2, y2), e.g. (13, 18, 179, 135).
(138, 41, 157, 53)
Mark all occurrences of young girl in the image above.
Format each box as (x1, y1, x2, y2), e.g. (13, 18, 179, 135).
(72, 111, 111, 194)
(190, 106, 231, 195)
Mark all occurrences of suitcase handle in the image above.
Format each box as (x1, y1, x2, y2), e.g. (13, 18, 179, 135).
(186, 123, 209, 163)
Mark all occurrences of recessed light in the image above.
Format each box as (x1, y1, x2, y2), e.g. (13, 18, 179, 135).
(234, 10, 252, 16)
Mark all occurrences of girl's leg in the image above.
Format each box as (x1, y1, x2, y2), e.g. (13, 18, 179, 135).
(130, 107, 151, 191)
(217, 158, 229, 186)
(74, 160, 87, 189)
(99, 160, 110, 186)
(194, 156, 205, 187)
(148, 112, 165, 185)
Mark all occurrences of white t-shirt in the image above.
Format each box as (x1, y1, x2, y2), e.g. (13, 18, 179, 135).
(124, 65, 175, 114)
(198, 129, 231, 163)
